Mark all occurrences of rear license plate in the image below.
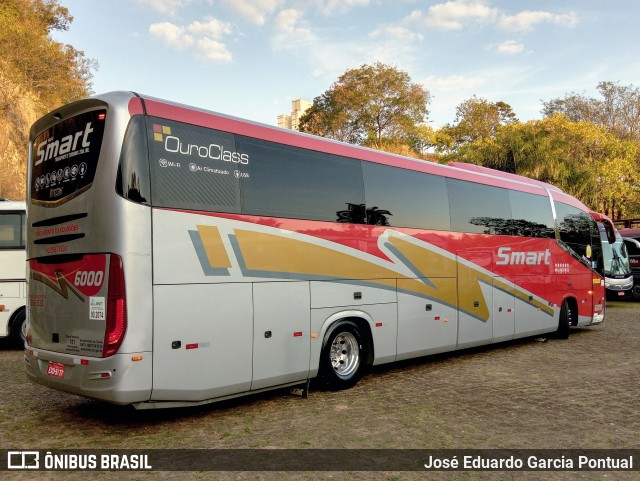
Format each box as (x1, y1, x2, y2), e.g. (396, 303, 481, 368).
(46, 362, 65, 379)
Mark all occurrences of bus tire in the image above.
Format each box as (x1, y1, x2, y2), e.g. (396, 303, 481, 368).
(632, 284, 640, 300)
(10, 309, 27, 348)
(319, 320, 366, 390)
(555, 300, 571, 340)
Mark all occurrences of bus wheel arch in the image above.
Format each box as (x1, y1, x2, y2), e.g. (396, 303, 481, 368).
(318, 317, 372, 390)
(9, 307, 27, 347)
(556, 297, 577, 339)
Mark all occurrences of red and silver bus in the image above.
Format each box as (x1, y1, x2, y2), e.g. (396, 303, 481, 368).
(0, 200, 27, 346)
(25, 91, 605, 409)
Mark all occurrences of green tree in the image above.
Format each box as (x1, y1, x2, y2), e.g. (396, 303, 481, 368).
(0, 0, 96, 200)
(299, 62, 431, 154)
(542, 81, 640, 141)
(454, 114, 639, 217)
(434, 96, 517, 154)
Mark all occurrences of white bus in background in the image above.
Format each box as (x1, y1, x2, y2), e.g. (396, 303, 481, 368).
(0, 199, 27, 346)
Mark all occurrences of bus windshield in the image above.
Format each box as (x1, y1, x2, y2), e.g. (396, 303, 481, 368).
(603, 239, 631, 277)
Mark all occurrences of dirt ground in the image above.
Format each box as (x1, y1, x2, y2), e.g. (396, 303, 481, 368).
(0, 301, 638, 481)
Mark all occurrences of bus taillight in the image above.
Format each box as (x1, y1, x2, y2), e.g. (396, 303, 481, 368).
(103, 254, 127, 357)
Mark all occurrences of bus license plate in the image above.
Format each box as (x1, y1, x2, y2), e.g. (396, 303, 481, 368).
(46, 362, 65, 379)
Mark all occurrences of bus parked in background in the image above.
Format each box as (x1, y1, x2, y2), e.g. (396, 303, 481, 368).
(622, 236, 640, 300)
(614, 218, 640, 230)
(611, 222, 640, 300)
(591, 212, 633, 300)
(0, 199, 27, 346)
(25, 92, 605, 409)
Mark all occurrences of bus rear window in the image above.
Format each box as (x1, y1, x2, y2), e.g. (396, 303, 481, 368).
(31, 109, 106, 206)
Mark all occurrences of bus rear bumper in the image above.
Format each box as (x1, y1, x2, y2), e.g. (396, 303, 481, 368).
(24, 347, 152, 406)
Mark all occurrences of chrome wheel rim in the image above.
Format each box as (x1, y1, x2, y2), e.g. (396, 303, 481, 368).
(330, 332, 359, 378)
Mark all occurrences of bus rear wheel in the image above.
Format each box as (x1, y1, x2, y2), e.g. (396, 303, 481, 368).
(319, 321, 367, 390)
(10, 309, 27, 348)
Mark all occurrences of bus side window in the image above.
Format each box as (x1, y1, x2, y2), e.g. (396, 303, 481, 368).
(238, 137, 366, 223)
(556, 202, 594, 260)
(362, 162, 450, 231)
(447, 178, 512, 235)
(508, 190, 555, 238)
(0, 213, 24, 249)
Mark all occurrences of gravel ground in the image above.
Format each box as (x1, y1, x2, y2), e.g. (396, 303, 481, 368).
(0, 301, 638, 481)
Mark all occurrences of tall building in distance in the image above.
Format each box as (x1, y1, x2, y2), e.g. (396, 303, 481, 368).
(277, 98, 312, 131)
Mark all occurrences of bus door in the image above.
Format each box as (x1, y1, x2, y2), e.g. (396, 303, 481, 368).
(251, 281, 311, 391)
(151, 282, 254, 402)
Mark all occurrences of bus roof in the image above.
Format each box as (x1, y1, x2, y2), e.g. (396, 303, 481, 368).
(447, 162, 564, 193)
(0, 199, 26, 211)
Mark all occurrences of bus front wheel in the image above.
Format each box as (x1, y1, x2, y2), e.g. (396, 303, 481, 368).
(319, 321, 367, 390)
(555, 300, 571, 340)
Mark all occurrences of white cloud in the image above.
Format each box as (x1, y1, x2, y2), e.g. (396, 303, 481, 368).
(370, 25, 424, 43)
(275, 9, 304, 33)
(406, 1, 578, 33)
(136, 0, 192, 15)
(196, 38, 233, 62)
(498, 11, 579, 31)
(423, 74, 486, 93)
(149, 22, 195, 49)
(273, 9, 316, 49)
(149, 17, 234, 63)
(495, 40, 525, 55)
(219, 0, 284, 26)
(314, 0, 370, 16)
(187, 18, 233, 38)
(408, 0, 498, 31)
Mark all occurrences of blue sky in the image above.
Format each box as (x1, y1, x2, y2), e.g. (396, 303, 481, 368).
(52, 0, 640, 129)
